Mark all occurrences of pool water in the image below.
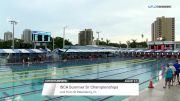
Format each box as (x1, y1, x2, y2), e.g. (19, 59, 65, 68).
(0, 58, 174, 101)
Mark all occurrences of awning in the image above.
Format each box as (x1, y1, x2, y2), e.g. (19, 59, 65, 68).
(144, 50, 155, 53)
(58, 49, 118, 53)
(0, 49, 45, 54)
(3, 49, 16, 53)
(127, 50, 135, 52)
(45, 48, 51, 52)
(135, 50, 144, 52)
(121, 50, 128, 52)
(18, 49, 30, 53)
(31, 49, 44, 53)
(164, 50, 173, 53)
(173, 50, 180, 53)
(0, 49, 6, 53)
(155, 50, 164, 52)
(13, 49, 22, 53)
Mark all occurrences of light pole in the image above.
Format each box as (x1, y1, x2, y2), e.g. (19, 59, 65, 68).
(9, 20, 18, 49)
(63, 26, 68, 49)
(96, 31, 100, 45)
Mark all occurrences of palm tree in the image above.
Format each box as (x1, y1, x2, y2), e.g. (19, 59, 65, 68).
(106, 39, 110, 45)
(141, 34, 144, 42)
(131, 39, 137, 48)
(126, 40, 130, 48)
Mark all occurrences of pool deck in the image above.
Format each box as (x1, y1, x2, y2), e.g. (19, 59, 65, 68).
(123, 79, 180, 101)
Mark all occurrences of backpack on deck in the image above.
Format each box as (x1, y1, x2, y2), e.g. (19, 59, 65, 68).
(166, 68, 173, 79)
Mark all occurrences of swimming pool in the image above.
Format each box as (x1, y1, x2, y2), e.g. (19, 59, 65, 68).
(0, 58, 174, 101)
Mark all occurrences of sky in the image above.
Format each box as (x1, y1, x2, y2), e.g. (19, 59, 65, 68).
(0, 0, 180, 44)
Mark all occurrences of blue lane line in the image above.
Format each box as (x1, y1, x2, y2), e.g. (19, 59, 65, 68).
(2, 92, 9, 98)
(97, 67, 149, 79)
(0, 90, 42, 100)
(0, 83, 40, 91)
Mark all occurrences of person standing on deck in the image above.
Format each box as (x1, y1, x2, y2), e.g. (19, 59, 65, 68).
(169, 63, 176, 85)
(163, 64, 173, 88)
(173, 60, 180, 85)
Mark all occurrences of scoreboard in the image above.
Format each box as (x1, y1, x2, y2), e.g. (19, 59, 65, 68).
(32, 31, 51, 42)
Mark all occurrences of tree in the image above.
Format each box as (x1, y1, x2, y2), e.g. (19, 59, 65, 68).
(162, 37, 166, 41)
(52, 37, 72, 49)
(125, 39, 147, 48)
(0, 40, 12, 48)
(120, 44, 127, 48)
(65, 39, 72, 46)
(106, 39, 110, 45)
(98, 41, 107, 46)
(108, 43, 119, 47)
(0, 37, 72, 49)
(130, 39, 137, 48)
(141, 34, 144, 41)
(138, 42, 147, 48)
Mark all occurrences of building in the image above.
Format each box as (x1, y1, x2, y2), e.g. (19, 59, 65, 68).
(22, 29, 32, 43)
(147, 41, 173, 50)
(4, 31, 12, 41)
(78, 29, 93, 45)
(147, 41, 180, 50)
(151, 16, 175, 41)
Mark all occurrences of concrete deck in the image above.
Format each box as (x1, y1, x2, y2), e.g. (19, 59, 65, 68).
(123, 80, 180, 101)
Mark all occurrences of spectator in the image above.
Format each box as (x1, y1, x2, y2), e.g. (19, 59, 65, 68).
(173, 60, 180, 85)
(169, 63, 176, 85)
(163, 64, 173, 88)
